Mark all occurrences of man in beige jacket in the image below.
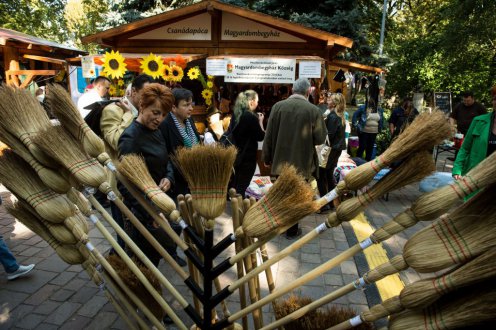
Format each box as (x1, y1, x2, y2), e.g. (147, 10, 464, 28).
(100, 74, 153, 249)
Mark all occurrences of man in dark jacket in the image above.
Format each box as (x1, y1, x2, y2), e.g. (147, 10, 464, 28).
(262, 78, 327, 239)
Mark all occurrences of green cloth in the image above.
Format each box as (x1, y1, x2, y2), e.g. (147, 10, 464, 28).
(452, 112, 494, 176)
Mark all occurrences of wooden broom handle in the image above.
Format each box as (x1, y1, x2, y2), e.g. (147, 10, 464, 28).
(228, 244, 362, 323)
(89, 195, 189, 308)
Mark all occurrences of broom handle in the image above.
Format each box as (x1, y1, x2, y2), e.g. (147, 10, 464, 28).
(228, 243, 363, 323)
(231, 197, 249, 330)
(83, 241, 168, 330)
(244, 199, 262, 305)
(89, 195, 190, 308)
(261, 282, 357, 330)
(327, 317, 359, 330)
(100, 271, 149, 330)
(229, 224, 325, 292)
(115, 171, 189, 251)
(84, 201, 187, 326)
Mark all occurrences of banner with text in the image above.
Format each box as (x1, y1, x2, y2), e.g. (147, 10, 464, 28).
(224, 58, 296, 84)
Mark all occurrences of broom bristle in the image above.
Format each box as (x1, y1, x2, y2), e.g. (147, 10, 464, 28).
(32, 126, 108, 189)
(238, 164, 318, 238)
(0, 127, 71, 193)
(404, 188, 496, 273)
(341, 111, 449, 192)
(0, 84, 55, 167)
(331, 151, 435, 227)
(6, 201, 85, 264)
(400, 246, 496, 309)
(0, 149, 76, 222)
(412, 150, 496, 221)
(106, 254, 164, 320)
(274, 294, 373, 330)
(173, 144, 237, 219)
(47, 83, 105, 158)
(389, 283, 496, 330)
(117, 154, 176, 215)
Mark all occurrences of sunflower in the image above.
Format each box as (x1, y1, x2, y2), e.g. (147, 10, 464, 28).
(140, 53, 165, 79)
(202, 89, 213, 101)
(205, 98, 212, 106)
(207, 75, 214, 80)
(117, 79, 124, 87)
(207, 81, 214, 89)
(109, 85, 117, 96)
(187, 67, 200, 80)
(169, 65, 184, 82)
(102, 50, 127, 79)
(163, 65, 172, 80)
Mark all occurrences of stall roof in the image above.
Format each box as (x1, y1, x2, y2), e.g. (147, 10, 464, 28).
(0, 28, 87, 56)
(330, 59, 384, 74)
(208, 55, 326, 62)
(82, 0, 353, 49)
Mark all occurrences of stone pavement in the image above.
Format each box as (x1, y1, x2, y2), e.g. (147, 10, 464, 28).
(0, 153, 454, 330)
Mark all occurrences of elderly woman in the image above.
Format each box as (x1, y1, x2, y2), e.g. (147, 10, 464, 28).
(118, 83, 185, 268)
(230, 90, 265, 197)
(352, 97, 384, 161)
(160, 88, 200, 201)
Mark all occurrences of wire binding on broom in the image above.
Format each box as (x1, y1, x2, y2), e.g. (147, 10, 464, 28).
(173, 144, 237, 220)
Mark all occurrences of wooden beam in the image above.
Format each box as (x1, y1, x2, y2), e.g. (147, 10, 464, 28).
(4, 46, 20, 86)
(23, 54, 66, 66)
(330, 59, 383, 74)
(5, 70, 58, 76)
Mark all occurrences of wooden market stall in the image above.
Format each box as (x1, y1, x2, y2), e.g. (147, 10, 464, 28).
(0, 28, 87, 90)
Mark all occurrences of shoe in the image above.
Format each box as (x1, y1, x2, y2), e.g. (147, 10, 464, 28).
(7, 264, 35, 280)
(173, 255, 187, 267)
(285, 228, 302, 240)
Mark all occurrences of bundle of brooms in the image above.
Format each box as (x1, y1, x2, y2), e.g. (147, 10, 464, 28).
(0, 84, 55, 168)
(0, 148, 76, 222)
(173, 144, 237, 221)
(316, 110, 450, 207)
(236, 164, 319, 238)
(46, 83, 112, 166)
(259, 186, 496, 330)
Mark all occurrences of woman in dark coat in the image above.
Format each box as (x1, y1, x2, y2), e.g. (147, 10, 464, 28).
(159, 88, 200, 202)
(318, 93, 347, 209)
(118, 83, 185, 267)
(231, 90, 265, 197)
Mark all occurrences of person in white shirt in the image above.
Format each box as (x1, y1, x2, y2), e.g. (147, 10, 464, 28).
(77, 76, 111, 118)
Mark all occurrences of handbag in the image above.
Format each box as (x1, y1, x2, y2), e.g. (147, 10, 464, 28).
(315, 135, 331, 168)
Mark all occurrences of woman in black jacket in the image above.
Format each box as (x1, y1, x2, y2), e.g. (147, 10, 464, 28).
(159, 88, 200, 202)
(118, 83, 185, 267)
(231, 90, 265, 197)
(318, 93, 347, 209)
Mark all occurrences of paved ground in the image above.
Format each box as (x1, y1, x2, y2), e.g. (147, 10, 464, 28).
(0, 152, 455, 330)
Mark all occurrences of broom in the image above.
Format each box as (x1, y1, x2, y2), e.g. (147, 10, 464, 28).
(117, 154, 176, 215)
(316, 110, 450, 206)
(32, 126, 109, 191)
(6, 201, 86, 265)
(0, 149, 76, 222)
(226, 182, 496, 326)
(46, 84, 112, 166)
(388, 284, 496, 330)
(0, 125, 71, 193)
(327, 150, 435, 227)
(0, 84, 55, 167)
(269, 246, 496, 330)
(227, 151, 433, 297)
(173, 144, 237, 221)
(235, 164, 319, 238)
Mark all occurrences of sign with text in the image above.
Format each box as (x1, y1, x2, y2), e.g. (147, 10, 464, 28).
(206, 59, 227, 76)
(81, 56, 96, 78)
(434, 92, 452, 114)
(130, 13, 211, 40)
(224, 58, 296, 84)
(221, 13, 305, 43)
(299, 61, 322, 78)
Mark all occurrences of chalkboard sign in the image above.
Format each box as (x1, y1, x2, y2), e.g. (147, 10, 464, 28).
(434, 92, 452, 114)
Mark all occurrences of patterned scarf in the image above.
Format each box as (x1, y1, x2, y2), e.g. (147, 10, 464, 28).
(171, 113, 199, 148)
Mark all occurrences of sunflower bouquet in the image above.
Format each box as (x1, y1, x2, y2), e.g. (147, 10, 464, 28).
(187, 66, 215, 111)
